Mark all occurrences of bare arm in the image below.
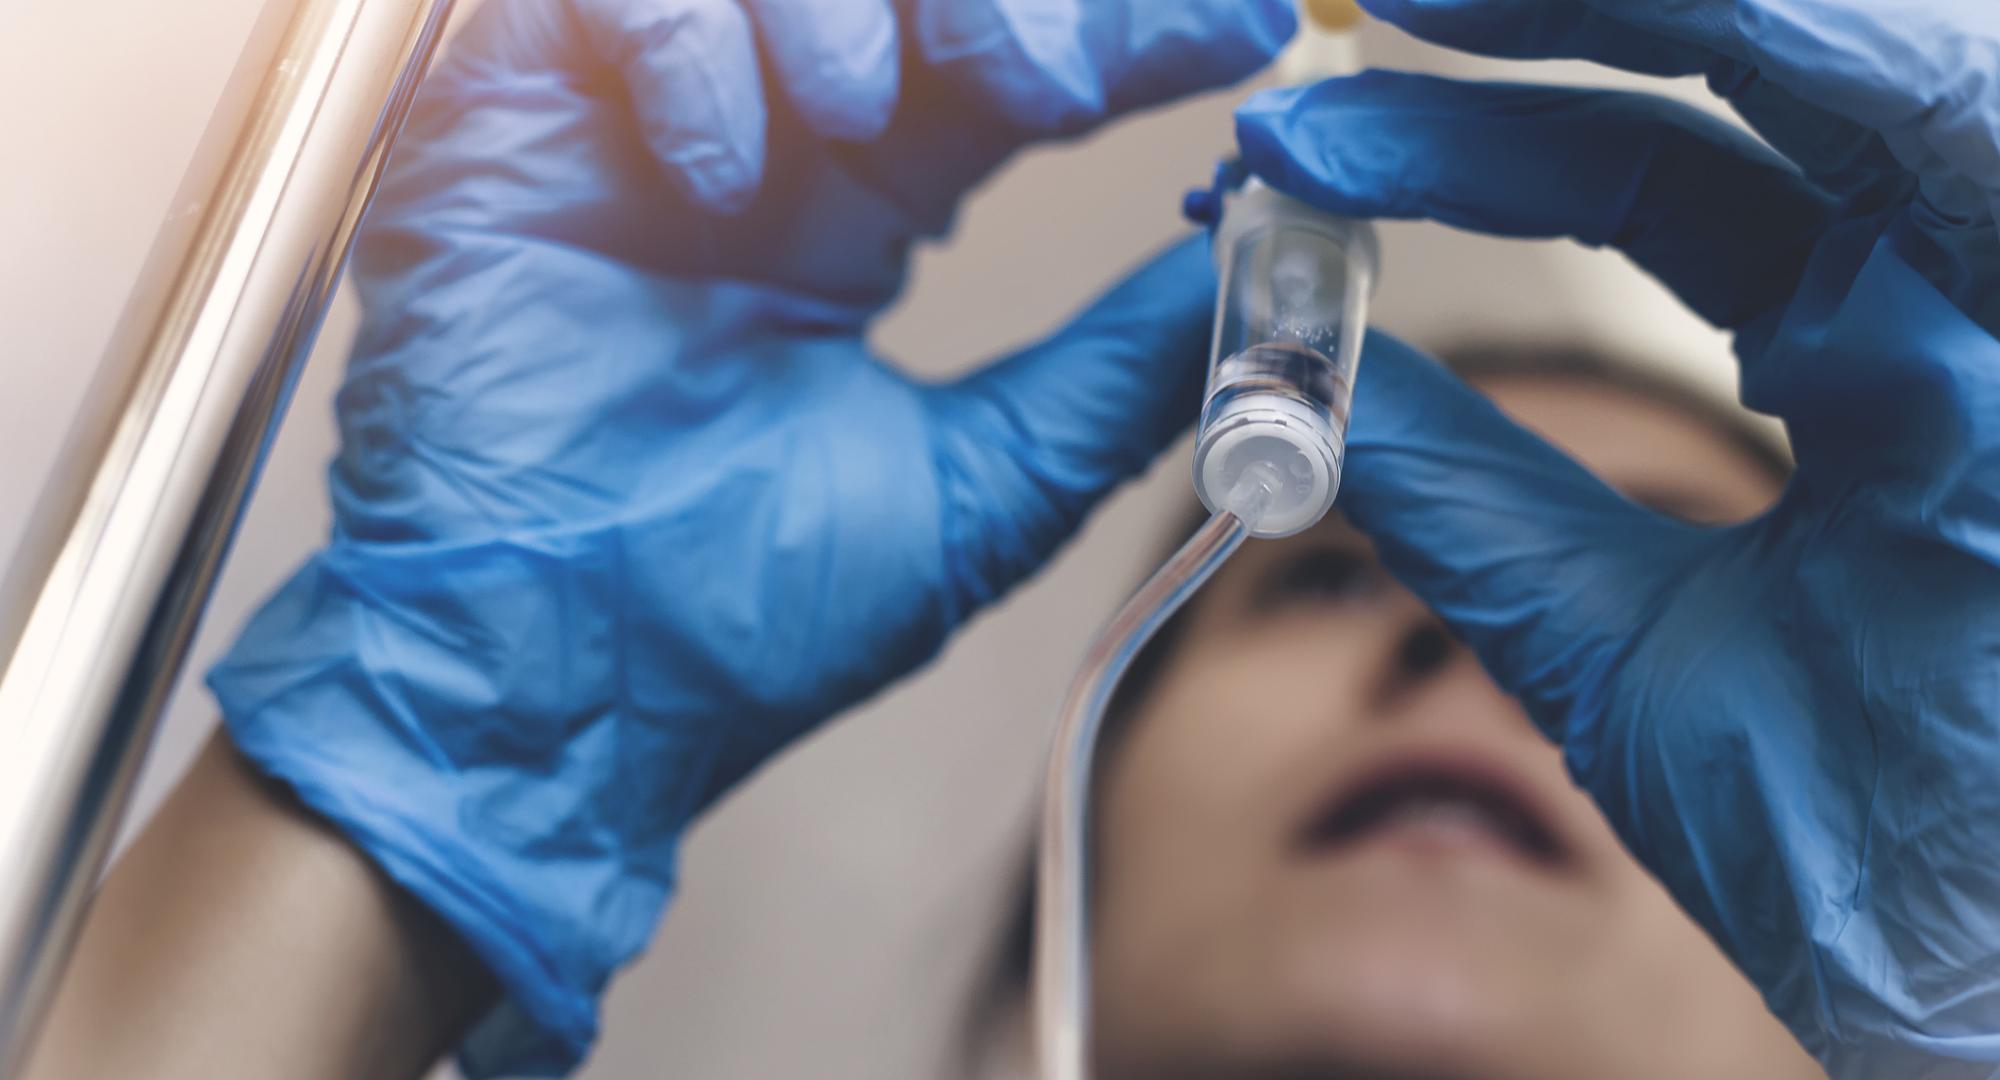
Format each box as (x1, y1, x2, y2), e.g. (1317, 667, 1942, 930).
(21, 732, 494, 1080)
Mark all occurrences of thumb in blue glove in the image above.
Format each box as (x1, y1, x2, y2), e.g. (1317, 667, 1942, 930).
(1238, 69, 2000, 1079)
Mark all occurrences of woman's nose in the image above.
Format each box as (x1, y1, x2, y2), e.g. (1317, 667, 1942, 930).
(1394, 618, 1456, 682)
(1363, 593, 1522, 728)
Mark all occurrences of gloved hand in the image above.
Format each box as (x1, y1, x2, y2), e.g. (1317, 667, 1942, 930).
(1232, 2, 2000, 1076)
(207, 1, 1293, 1074)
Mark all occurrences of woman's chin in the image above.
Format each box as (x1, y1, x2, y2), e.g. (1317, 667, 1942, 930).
(1242, 894, 1592, 1080)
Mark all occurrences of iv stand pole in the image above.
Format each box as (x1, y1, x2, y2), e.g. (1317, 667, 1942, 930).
(0, 0, 456, 1072)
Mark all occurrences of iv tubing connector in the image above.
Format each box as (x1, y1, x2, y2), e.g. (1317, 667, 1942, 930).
(1217, 459, 1284, 526)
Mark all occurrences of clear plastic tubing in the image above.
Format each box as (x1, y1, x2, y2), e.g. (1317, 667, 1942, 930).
(1034, 466, 1278, 1080)
(1194, 179, 1379, 538)
(1033, 183, 1378, 1080)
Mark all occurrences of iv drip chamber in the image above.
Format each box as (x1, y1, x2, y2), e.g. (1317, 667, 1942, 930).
(1194, 179, 1378, 539)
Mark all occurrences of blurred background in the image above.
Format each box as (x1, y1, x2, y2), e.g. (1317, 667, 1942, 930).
(0, 3, 1748, 1077)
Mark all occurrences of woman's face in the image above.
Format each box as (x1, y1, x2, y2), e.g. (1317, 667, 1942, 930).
(1090, 373, 1821, 1080)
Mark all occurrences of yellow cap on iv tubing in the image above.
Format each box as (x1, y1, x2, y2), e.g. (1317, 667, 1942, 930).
(1284, 0, 1365, 82)
(1193, 181, 1380, 537)
(1306, 0, 1365, 29)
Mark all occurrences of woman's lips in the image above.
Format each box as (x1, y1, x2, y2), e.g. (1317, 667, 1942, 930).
(1296, 748, 1574, 871)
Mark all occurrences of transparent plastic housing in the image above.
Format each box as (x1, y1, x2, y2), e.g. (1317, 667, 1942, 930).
(1194, 183, 1378, 538)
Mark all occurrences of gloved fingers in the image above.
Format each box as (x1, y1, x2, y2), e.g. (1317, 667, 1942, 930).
(1703, 62, 1915, 214)
(569, 0, 768, 213)
(925, 235, 1217, 610)
(906, 0, 1297, 133)
(1353, 0, 1968, 216)
(1235, 72, 1833, 330)
(1594, 0, 2000, 210)
(738, 0, 901, 141)
(1704, 65, 1997, 331)
(1339, 334, 1683, 738)
(1355, 0, 1715, 76)
(1562, 0, 1998, 216)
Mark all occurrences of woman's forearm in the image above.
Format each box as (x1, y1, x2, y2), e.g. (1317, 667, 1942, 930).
(20, 732, 494, 1080)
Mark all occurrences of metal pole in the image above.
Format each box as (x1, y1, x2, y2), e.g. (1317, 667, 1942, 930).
(0, 0, 456, 1071)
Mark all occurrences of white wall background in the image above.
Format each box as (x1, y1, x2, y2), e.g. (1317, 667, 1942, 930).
(1, 4, 1745, 1077)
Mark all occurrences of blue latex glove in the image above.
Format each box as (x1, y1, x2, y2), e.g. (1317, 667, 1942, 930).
(207, 0, 1293, 1074)
(1233, 1, 2000, 1075)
